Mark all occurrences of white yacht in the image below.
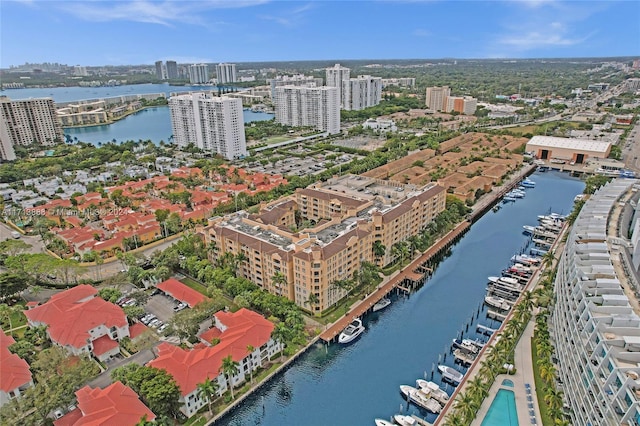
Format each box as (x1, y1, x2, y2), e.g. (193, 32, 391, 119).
(374, 419, 395, 426)
(372, 298, 391, 312)
(416, 379, 449, 405)
(338, 318, 365, 344)
(399, 385, 441, 413)
(393, 414, 417, 426)
(438, 365, 464, 385)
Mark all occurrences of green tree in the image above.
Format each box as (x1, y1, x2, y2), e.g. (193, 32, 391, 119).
(0, 273, 29, 299)
(271, 322, 289, 362)
(221, 355, 239, 400)
(98, 287, 122, 303)
(111, 365, 181, 418)
(196, 377, 219, 416)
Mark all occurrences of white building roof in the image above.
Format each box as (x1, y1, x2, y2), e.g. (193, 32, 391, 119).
(527, 135, 611, 154)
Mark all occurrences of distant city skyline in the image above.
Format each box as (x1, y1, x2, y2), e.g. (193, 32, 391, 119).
(1, 0, 639, 68)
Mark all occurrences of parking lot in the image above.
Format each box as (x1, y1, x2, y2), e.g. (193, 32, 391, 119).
(145, 293, 178, 323)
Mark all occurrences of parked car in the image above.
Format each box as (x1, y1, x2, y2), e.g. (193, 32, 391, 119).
(158, 324, 169, 333)
(173, 303, 187, 312)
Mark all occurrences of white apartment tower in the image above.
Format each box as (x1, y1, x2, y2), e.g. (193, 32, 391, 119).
(169, 93, 247, 160)
(325, 64, 350, 108)
(342, 75, 383, 111)
(425, 86, 451, 111)
(0, 96, 63, 160)
(268, 74, 322, 99)
(188, 64, 209, 84)
(274, 86, 340, 134)
(216, 63, 237, 84)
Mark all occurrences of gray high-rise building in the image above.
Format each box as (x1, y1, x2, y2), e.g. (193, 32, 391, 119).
(216, 63, 237, 84)
(166, 61, 178, 80)
(342, 75, 382, 111)
(0, 96, 64, 160)
(325, 64, 350, 109)
(155, 61, 164, 80)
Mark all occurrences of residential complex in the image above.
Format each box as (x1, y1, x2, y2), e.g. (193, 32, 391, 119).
(203, 174, 446, 312)
(0, 329, 33, 408)
(342, 75, 383, 111)
(445, 95, 478, 115)
(54, 382, 155, 425)
(188, 64, 209, 84)
(381, 77, 416, 87)
(57, 100, 108, 126)
(425, 86, 451, 111)
(274, 86, 340, 134)
(325, 64, 350, 108)
(268, 74, 322, 98)
(215, 63, 237, 84)
(0, 96, 64, 160)
(551, 179, 640, 425)
(169, 92, 247, 160)
(23, 285, 129, 361)
(149, 308, 282, 417)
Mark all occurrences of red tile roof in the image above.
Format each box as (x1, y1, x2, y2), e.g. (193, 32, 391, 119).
(23, 285, 127, 350)
(156, 278, 208, 308)
(150, 308, 274, 396)
(91, 334, 119, 357)
(0, 328, 32, 393)
(55, 381, 155, 426)
(128, 323, 149, 339)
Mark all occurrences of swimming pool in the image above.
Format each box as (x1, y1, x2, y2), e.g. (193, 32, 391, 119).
(502, 379, 514, 387)
(480, 388, 519, 426)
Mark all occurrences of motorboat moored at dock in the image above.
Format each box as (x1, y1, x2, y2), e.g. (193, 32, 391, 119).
(438, 365, 464, 385)
(416, 379, 450, 405)
(338, 318, 365, 344)
(374, 419, 395, 426)
(372, 298, 391, 312)
(393, 414, 417, 426)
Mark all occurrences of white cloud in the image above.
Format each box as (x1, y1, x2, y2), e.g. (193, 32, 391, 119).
(512, 0, 557, 9)
(259, 2, 314, 27)
(55, 0, 269, 27)
(499, 31, 589, 49)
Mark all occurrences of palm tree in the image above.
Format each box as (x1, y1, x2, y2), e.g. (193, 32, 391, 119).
(0, 304, 17, 334)
(220, 355, 239, 400)
(372, 240, 386, 260)
(443, 412, 466, 426)
(539, 362, 557, 384)
(544, 387, 564, 414)
(519, 290, 535, 313)
(246, 345, 255, 384)
(235, 252, 248, 277)
(271, 322, 289, 362)
(196, 377, 219, 416)
(542, 250, 556, 267)
(271, 272, 287, 296)
(305, 293, 319, 313)
(456, 391, 480, 423)
(466, 376, 488, 401)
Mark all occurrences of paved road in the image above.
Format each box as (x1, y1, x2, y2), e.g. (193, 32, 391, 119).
(86, 346, 157, 389)
(79, 237, 180, 281)
(0, 221, 46, 253)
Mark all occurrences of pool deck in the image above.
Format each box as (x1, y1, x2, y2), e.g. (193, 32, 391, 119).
(471, 318, 541, 426)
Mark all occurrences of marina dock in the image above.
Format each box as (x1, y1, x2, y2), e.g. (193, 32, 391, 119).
(319, 220, 471, 342)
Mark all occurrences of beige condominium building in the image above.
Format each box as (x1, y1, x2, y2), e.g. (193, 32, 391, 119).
(203, 175, 446, 312)
(0, 96, 64, 160)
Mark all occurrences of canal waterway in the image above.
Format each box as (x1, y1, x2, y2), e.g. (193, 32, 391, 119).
(217, 170, 585, 426)
(64, 106, 273, 145)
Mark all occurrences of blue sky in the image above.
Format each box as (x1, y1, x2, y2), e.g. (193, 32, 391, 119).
(1, 0, 638, 67)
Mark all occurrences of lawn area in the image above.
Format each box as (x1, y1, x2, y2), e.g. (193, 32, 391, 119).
(184, 415, 207, 426)
(263, 135, 292, 144)
(531, 336, 555, 426)
(179, 276, 209, 296)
